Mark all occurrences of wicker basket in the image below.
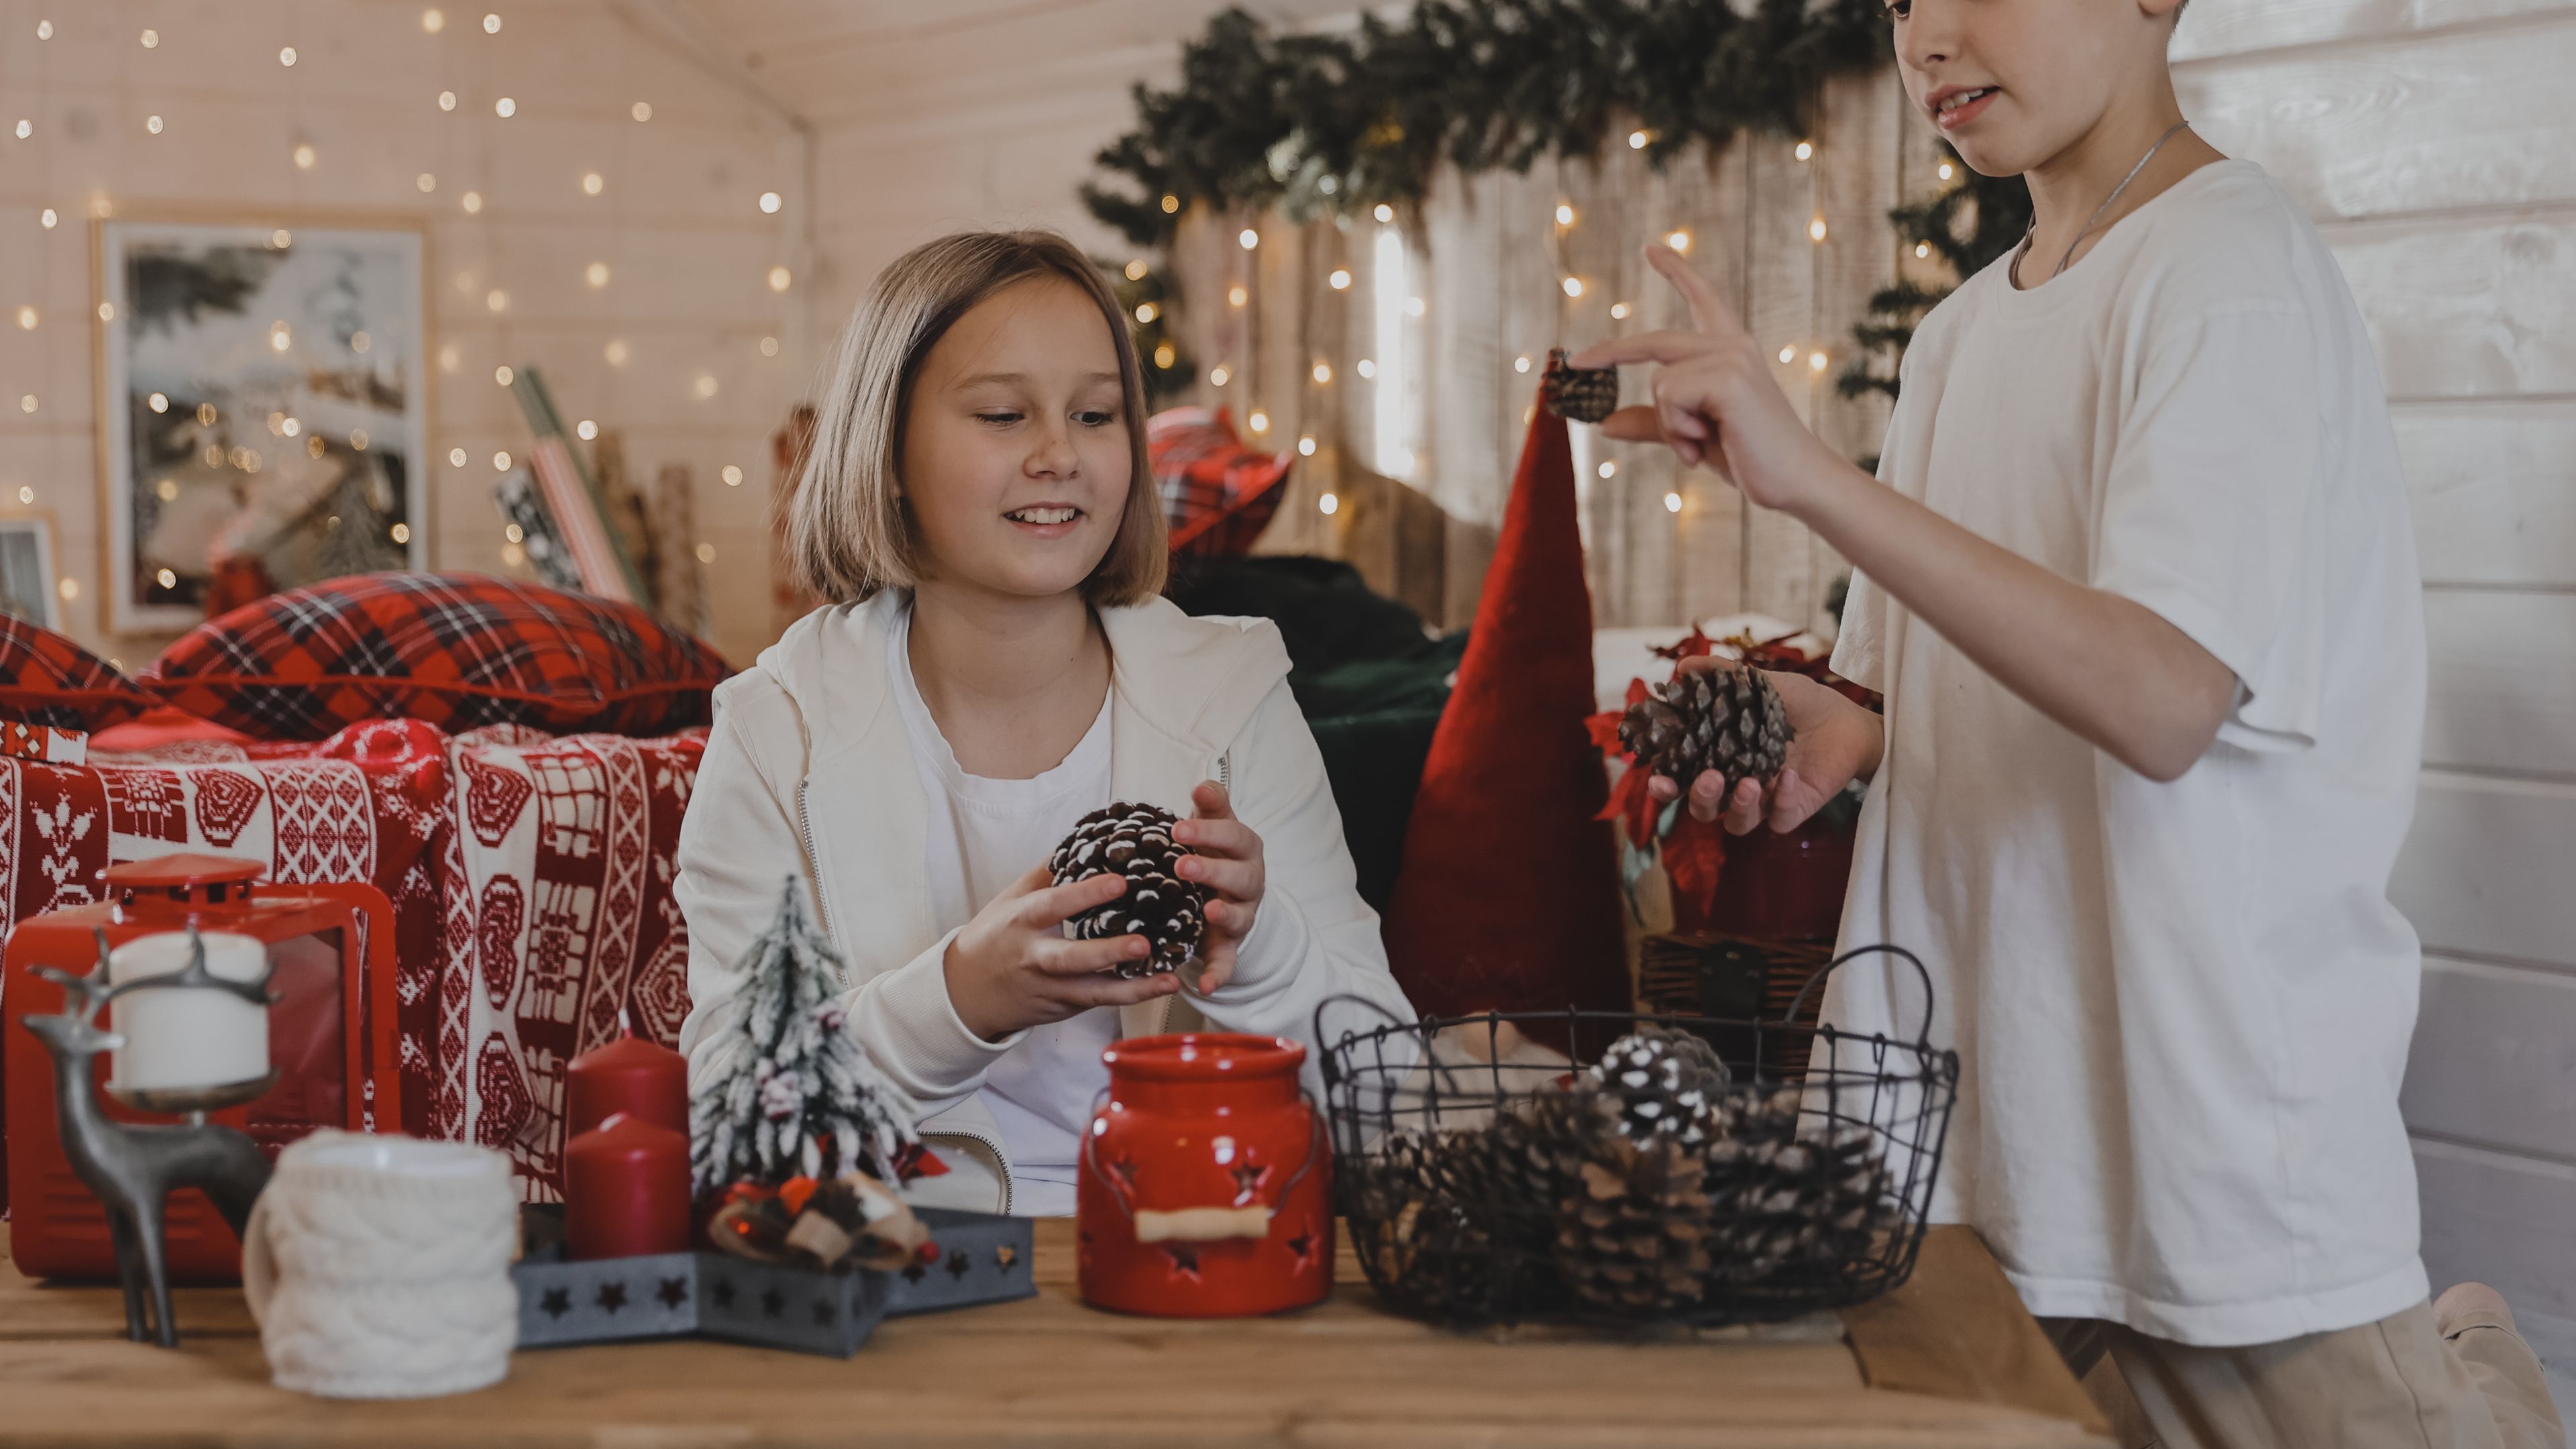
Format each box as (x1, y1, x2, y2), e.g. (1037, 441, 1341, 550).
(1637, 933, 1837, 1082)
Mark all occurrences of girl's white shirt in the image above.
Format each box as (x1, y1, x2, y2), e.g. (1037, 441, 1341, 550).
(883, 598, 1114, 1218)
(674, 590, 1417, 1215)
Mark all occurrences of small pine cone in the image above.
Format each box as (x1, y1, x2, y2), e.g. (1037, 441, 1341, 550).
(1543, 347, 1620, 424)
(1580, 1025, 1730, 1146)
(1619, 667, 1791, 798)
(1048, 802, 1208, 977)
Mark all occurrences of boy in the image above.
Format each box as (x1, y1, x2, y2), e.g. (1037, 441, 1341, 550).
(1574, 0, 2566, 1442)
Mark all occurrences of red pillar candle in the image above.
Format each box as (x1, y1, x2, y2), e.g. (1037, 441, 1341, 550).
(566, 1034, 688, 1141)
(566, 1112, 691, 1260)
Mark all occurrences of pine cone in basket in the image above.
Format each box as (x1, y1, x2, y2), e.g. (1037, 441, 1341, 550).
(1048, 802, 1208, 977)
(1619, 667, 1791, 799)
(1554, 1126, 1716, 1314)
(1543, 348, 1621, 424)
(1354, 1130, 1509, 1316)
(1579, 1024, 1731, 1146)
(1700, 1087, 1898, 1283)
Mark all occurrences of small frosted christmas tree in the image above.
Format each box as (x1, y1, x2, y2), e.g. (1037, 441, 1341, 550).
(690, 877, 924, 1196)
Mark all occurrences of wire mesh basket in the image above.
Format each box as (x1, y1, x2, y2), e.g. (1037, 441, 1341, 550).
(1316, 945, 1959, 1330)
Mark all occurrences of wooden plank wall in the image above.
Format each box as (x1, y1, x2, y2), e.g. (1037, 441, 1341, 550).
(1160, 74, 1917, 633)
(2176, 0, 2576, 1413)
(0, 0, 807, 669)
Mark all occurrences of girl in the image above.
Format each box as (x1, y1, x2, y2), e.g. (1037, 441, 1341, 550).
(675, 230, 1415, 1216)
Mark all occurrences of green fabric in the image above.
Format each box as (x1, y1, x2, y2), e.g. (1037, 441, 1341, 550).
(1167, 557, 1466, 913)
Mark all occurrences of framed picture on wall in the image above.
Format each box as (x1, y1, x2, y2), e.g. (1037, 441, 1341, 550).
(94, 215, 431, 634)
(0, 514, 62, 631)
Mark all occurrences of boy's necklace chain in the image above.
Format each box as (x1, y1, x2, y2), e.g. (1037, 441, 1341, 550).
(2010, 120, 2194, 286)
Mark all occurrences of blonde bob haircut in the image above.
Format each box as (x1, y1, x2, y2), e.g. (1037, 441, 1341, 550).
(790, 229, 1165, 606)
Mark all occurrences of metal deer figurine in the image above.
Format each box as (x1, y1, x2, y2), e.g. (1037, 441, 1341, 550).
(19, 929, 277, 1348)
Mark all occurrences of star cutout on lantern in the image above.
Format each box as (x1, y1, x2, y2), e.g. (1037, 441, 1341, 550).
(1163, 1243, 1201, 1280)
(539, 1287, 572, 1319)
(1229, 1160, 1271, 1205)
(759, 1287, 786, 1319)
(711, 1277, 737, 1309)
(655, 1277, 689, 1309)
(812, 1299, 837, 1327)
(994, 1244, 1018, 1271)
(594, 1281, 629, 1314)
(947, 1251, 973, 1280)
(1286, 1223, 1324, 1273)
(902, 1262, 929, 1284)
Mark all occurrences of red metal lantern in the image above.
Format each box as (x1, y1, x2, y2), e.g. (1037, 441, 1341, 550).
(1076, 1033, 1332, 1318)
(3, 853, 400, 1283)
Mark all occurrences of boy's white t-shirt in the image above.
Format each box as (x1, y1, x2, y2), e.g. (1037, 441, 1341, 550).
(1829, 159, 2431, 1347)
(887, 603, 1116, 1218)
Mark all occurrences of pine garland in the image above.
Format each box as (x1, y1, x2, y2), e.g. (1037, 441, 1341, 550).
(1082, 1, 1890, 250)
(1082, 5, 2031, 438)
(689, 878, 924, 1195)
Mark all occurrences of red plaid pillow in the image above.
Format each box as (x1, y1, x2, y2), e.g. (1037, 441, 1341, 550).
(136, 573, 732, 741)
(1149, 407, 1292, 563)
(0, 613, 152, 731)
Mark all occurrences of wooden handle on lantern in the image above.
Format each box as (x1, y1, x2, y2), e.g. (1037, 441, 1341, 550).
(1133, 1205, 1275, 1243)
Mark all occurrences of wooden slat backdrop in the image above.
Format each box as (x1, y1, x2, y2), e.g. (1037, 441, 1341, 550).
(2178, 0, 2576, 1411)
(1160, 72, 1922, 632)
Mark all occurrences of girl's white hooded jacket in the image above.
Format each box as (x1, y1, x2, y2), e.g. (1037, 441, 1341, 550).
(674, 591, 1417, 1214)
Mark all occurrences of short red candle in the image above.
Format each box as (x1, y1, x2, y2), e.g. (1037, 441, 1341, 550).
(565, 1112, 691, 1260)
(566, 1034, 688, 1141)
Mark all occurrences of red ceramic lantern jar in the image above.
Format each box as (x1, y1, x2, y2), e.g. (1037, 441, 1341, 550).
(2, 854, 400, 1283)
(1076, 1032, 1332, 1318)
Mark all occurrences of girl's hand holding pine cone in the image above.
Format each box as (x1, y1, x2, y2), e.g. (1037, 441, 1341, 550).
(1169, 781, 1266, 998)
(943, 781, 1266, 1040)
(943, 865, 1185, 1041)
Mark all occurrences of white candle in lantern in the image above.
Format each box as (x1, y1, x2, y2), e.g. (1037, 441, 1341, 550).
(107, 931, 270, 1093)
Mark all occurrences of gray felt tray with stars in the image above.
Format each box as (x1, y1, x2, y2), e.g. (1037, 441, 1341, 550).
(512, 1205, 1036, 1358)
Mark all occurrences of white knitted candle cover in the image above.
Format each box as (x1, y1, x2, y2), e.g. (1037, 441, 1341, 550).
(243, 1130, 519, 1399)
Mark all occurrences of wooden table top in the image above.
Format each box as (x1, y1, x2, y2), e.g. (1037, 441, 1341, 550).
(0, 1221, 2108, 1448)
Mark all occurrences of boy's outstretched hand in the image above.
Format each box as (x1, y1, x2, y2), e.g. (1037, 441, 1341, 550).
(1570, 243, 1857, 519)
(1648, 665, 1885, 835)
(1173, 781, 1265, 998)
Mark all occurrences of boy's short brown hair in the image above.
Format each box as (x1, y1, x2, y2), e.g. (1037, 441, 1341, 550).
(790, 229, 1165, 606)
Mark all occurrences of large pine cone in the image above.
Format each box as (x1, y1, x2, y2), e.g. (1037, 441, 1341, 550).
(1580, 1025, 1730, 1147)
(1543, 347, 1620, 423)
(1048, 802, 1208, 977)
(1554, 1126, 1715, 1314)
(1619, 667, 1791, 799)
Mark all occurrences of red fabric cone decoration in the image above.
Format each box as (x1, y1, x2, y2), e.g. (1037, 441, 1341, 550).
(1381, 397, 1630, 1043)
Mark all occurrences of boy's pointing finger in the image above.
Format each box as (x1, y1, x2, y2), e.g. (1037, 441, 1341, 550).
(1645, 242, 1743, 337)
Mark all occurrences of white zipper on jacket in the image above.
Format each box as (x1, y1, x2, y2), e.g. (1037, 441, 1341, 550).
(794, 778, 843, 981)
(921, 1127, 1014, 1216)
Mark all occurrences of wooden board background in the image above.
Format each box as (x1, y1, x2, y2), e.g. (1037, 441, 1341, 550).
(2175, 0, 2576, 1418)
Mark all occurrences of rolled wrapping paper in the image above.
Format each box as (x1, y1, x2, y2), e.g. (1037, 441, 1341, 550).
(564, 1034, 688, 1140)
(107, 930, 270, 1093)
(242, 1131, 518, 1399)
(565, 1112, 691, 1260)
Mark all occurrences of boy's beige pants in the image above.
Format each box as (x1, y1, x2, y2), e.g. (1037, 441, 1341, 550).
(2044, 1305, 2564, 1449)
